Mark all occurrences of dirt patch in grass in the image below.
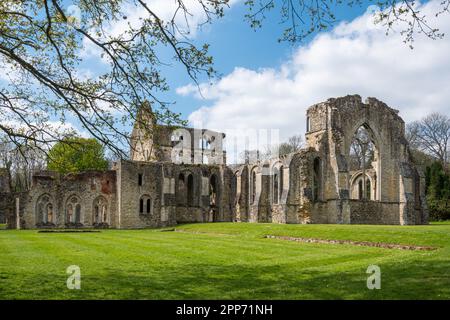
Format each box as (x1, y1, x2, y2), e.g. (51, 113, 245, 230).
(265, 235, 438, 251)
(37, 230, 101, 233)
(174, 229, 237, 237)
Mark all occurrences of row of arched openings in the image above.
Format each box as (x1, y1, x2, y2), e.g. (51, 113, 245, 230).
(178, 172, 194, 205)
(249, 166, 285, 205)
(177, 172, 218, 207)
(36, 194, 109, 225)
(139, 195, 152, 214)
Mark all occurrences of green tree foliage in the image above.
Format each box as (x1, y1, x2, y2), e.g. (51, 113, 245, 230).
(47, 137, 108, 174)
(426, 161, 450, 221)
(0, 0, 228, 157)
(244, 0, 449, 47)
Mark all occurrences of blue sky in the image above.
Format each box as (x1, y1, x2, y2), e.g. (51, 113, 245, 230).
(2, 0, 449, 161)
(63, 0, 450, 162)
(176, 0, 450, 140)
(161, 1, 373, 119)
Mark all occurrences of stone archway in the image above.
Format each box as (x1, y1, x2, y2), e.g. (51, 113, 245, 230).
(303, 95, 426, 224)
(348, 124, 380, 201)
(93, 196, 109, 227)
(65, 195, 82, 226)
(35, 194, 55, 227)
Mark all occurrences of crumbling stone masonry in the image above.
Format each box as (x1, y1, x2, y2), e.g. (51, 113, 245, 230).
(5, 95, 427, 229)
(234, 95, 428, 225)
(0, 168, 11, 224)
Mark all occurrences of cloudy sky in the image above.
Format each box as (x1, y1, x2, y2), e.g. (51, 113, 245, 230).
(174, 0, 450, 145)
(3, 0, 448, 160)
(76, 0, 450, 162)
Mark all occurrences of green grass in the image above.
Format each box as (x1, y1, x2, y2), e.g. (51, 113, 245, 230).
(1, 222, 450, 300)
(0, 224, 5, 230)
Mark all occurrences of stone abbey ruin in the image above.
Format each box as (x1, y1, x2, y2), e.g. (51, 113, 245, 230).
(0, 95, 428, 229)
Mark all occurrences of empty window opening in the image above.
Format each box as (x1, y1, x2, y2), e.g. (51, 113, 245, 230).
(146, 199, 151, 213)
(210, 175, 218, 207)
(251, 170, 257, 204)
(313, 158, 322, 202)
(187, 174, 194, 206)
(66, 196, 81, 224)
(273, 168, 280, 204)
(349, 125, 379, 201)
(93, 197, 108, 225)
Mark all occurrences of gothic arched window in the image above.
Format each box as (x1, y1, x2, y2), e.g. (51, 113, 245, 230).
(93, 197, 108, 225)
(66, 196, 81, 224)
(139, 195, 152, 215)
(36, 194, 54, 225)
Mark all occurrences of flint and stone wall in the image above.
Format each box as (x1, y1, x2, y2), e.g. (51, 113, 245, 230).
(10, 95, 428, 229)
(233, 95, 428, 225)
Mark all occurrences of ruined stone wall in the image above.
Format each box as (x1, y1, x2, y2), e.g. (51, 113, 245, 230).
(130, 104, 227, 165)
(347, 200, 400, 224)
(22, 171, 117, 229)
(232, 95, 427, 226)
(172, 162, 234, 223)
(302, 95, 427, 225)
(305, 95, 408, 202)
(15, 94, 428, 228)
(116, 160, 171, 228)
(117, 160, 234, 228)
(233, 166, 249, 222)
(1, 192, 29, 228)
(0, 192, 13, 225)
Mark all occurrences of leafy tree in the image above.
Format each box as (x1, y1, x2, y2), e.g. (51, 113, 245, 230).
(47, 137, 108, 174)
(425, 161, 450, 221)
(0, 135, 46, 191)
(244, 0, 449, 47)
(407, 113, 450, 168)
(0, 0, 229, 157)
(1, 0, 448, 160)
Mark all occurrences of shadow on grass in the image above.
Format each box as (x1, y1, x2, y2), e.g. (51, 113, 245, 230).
(2, 254, 449, 300)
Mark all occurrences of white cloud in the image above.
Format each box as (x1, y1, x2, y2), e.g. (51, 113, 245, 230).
(1, 118, 89, 142)
(110, 0, 238, 38)
(80, 0, 240, 61)
(0, 57, 24, 83)
(181, 0, 450, 150)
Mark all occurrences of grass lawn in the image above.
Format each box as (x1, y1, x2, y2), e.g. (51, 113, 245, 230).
(0, 224, 5, 230)
(0, 222, 449, 299)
